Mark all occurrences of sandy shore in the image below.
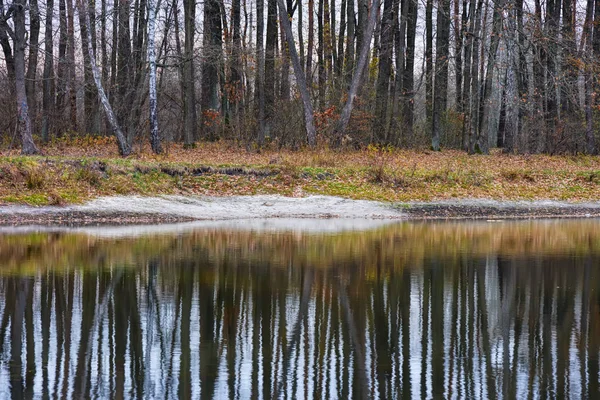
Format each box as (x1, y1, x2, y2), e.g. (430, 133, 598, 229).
(1, 195, 600, 226)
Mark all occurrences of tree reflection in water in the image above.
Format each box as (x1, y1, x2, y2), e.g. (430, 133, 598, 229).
(0, 220, 599, 399)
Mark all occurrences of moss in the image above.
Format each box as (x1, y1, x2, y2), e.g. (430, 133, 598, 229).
(20, 193, 50, 206)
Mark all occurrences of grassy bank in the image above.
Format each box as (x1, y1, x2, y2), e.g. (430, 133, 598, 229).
(1, 140, 600, 206)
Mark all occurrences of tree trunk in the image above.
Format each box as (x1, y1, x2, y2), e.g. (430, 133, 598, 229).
(77, 0, 131, 155)
(78, 0, 97, 133)
(14, 0, 40, 154)
(242, 0, 250, 111)
(116, 0, 132, 141)
(67, 0, 77, 130)
(332, 0, 380, 143)
(425, 0, 433, 123)
(497, 77, 506, 149)
(431, 0, 451, 151)
(109, 0, 118, 96)
(479, 0, 503, 153)
(218, 0, 230, 120)
(330, 0, 337, 83)
(374, 0, 393, 143)
(467, 0, 483, 153)
(584, 0, 596, 153)
(515, 0, 527, 150)
(42, 0, 56, 141)
(317, 0, 325, 106)
(503, 5, 518, 154)
(323, 0, 332, 88)
(403, 0, 417, 138)
(26, 0, 40, 126)
(560, 0, 576, 114)
(181, 0, 197, 145)
(531, 0, 545, 152)
(125, 0, 147, 144)
(279, 0, 292, 100)
(454, 0, 464, 113)
(344, 0, 355, 85)
(88, 0, 99, 131)
(173, 0, 186, 142)
(264, 0, 276, 131)
(101, 0, 108, 88)
(584, 72, 595, 154)
(56, 0, 68, 122)
(307, 0, 314, 80)
(337, 0, 346, 79)
(276, 0, 317, 145)
(0, 0, 15, 82)
(133, 0, 146, 83)
(255, 0, 266, 142)
(461, 0, 474, 150)
(298, 0, 304, 67)
(390, 0, 407, 143)
(147, 0, 162, 153)
(545, 0, 560, 152)
(356, 0, 367, 85)
(231, 0, 244, 127)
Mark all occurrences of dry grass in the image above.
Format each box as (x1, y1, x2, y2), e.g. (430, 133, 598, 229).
(1, 139, 600, 205)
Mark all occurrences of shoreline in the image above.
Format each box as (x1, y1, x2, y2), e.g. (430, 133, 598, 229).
(1, 195, 600, 226)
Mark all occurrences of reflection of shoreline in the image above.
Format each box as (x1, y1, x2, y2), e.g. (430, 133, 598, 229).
(0, 218, 399, 237)
(1, 219, 600, 275)
(2, 195, 600, 227)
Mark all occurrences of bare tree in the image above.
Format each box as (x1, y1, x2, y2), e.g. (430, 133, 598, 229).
(78, 0, 97, 133)
(3, 0, 39, 154)
(479, 0, 504, 154)
(42, 0, 55, 141)
(66, 0, 77, 129)
(276, 0, 317, 145)
(374, 0, 393, 143)
(425, 0, 433, 123)
(77, 0, 131, 155)
(432, 0, 451, 151)
(0, 0, 15, 83)
(182, 0, 197, 145)
(332, 0, 381, 143)
(147, 0, 162, 153)
(344, 0, 355, 85)
(255, 0, 266, 143)
(264, 0, 276, 133)
(25, 0, 39, 124)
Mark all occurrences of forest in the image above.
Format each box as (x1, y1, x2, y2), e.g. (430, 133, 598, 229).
(0, 0, 598, 155)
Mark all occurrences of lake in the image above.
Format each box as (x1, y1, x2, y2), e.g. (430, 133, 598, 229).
(0, 219, 599, 399)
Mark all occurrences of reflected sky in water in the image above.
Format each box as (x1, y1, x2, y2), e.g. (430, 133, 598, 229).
(0, 219, 599, 399)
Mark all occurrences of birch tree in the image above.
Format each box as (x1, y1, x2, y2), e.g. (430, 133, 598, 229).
(147, 0, 162, 153)
(77, 0, 131, 155)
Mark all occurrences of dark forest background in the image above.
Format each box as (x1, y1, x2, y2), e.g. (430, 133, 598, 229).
(1, 0, 599, 155)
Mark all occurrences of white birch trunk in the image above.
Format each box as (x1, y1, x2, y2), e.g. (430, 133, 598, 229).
(147, 0, 162, 153)
(77, 0, 131, 156)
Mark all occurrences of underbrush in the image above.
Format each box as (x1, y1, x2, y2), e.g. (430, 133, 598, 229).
(0, 142, 599, 205)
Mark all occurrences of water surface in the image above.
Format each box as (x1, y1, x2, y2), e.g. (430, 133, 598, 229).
(0, 219, 599, 399)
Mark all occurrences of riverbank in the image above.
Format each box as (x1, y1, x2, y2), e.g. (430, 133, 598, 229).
(1, 142, 600, 223)
(2, 195, 600, 225)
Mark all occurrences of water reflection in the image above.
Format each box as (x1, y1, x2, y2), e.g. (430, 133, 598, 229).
(0, 220, 599, 399)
